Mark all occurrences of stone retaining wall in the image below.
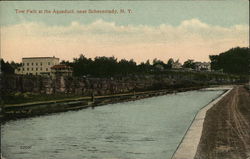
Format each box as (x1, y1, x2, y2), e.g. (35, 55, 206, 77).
(1, 72, 239, 96)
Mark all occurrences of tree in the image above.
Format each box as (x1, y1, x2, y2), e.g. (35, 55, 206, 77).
(209, 47, 250, 74)
(183, 59, 196, 69)
(209, 55, 219, 70)
(60, 60, 72, 66)
(166, 58, 174, 69)
(0, 59, 16, 74)
(72, 54, 93, 76)
(92, 56, 118, 76)
(138, 60, 152, 73)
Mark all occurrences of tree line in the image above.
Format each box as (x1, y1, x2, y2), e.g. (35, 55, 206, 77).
(0, 60, 20, 74)
(61, 54, 179, 77)
(209, 47, 250, 75)
(1, 46, 249, 76)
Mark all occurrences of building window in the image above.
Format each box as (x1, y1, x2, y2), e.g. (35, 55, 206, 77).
(27, 63, 29, 66)
(40, 62, 42, 66)
(36, 68, 38, 71)
(36, 63, 38, 66)
(23, 68, 25, 71)
(31, 63, 33, 66)
(40, 68, 42, 71)
(46, 68, 48, 71)
(48, 62, 50, 65)
(27, 68, 29, 71)
(22, 63, 25, 66)
(31, 68, 33, 71)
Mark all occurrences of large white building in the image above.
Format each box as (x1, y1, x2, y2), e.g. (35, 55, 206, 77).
(15, 57, 60, 75)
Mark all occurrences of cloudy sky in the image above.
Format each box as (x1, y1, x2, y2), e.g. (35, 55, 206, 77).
(0, 1, 249, 63)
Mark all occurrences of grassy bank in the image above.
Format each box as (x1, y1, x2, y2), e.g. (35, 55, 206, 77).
(1, 82, 208, 105)
(1, 86, 208, 121)
(1, 93, 84, 105)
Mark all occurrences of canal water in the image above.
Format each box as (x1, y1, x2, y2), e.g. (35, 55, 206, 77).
(1, 90, 224, 159)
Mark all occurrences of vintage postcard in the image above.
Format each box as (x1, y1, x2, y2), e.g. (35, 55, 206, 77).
(0, 1, 249, 159)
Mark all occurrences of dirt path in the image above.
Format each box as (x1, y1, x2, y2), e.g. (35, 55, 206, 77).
(195, 86, 250, 159)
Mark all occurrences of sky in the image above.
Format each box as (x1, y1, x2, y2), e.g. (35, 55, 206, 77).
(0, 0, 249, 63)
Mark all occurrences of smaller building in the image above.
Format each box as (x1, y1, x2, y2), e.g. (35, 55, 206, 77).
(51, 64, 73, 78)
(195, 62, 211, 71)
(172, 61, 182, 69)
(154, 64, 164, 71)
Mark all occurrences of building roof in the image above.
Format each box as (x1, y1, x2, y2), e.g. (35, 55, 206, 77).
(22, 56, 59, 60)
(51, 64, 72, 69)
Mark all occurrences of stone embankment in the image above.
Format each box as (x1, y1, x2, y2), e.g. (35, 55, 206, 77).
(1, 72, 240, 96)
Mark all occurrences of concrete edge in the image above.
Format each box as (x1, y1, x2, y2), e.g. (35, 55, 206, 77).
(171, 87, 233, 159)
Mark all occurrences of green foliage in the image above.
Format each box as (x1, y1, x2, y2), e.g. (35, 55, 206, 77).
(137, 60, 152, 73)
(68, 54, 139, 77)
(0, 59, 19, 74)
(152, 58, 167, 70)
(183, 59, 196, 69)
(209, 47, 250, 75)
(67, 54, 185, 77)
(166, 58, 174, 69)
(68, 55, 181, 77)
(2, 92, 82, 105)
(71, 54, 92, 76)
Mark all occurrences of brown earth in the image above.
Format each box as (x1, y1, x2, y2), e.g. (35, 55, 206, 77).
(195, 86, 250, 159)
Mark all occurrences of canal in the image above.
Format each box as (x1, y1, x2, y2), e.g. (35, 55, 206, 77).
(1, 90, 224, 159)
